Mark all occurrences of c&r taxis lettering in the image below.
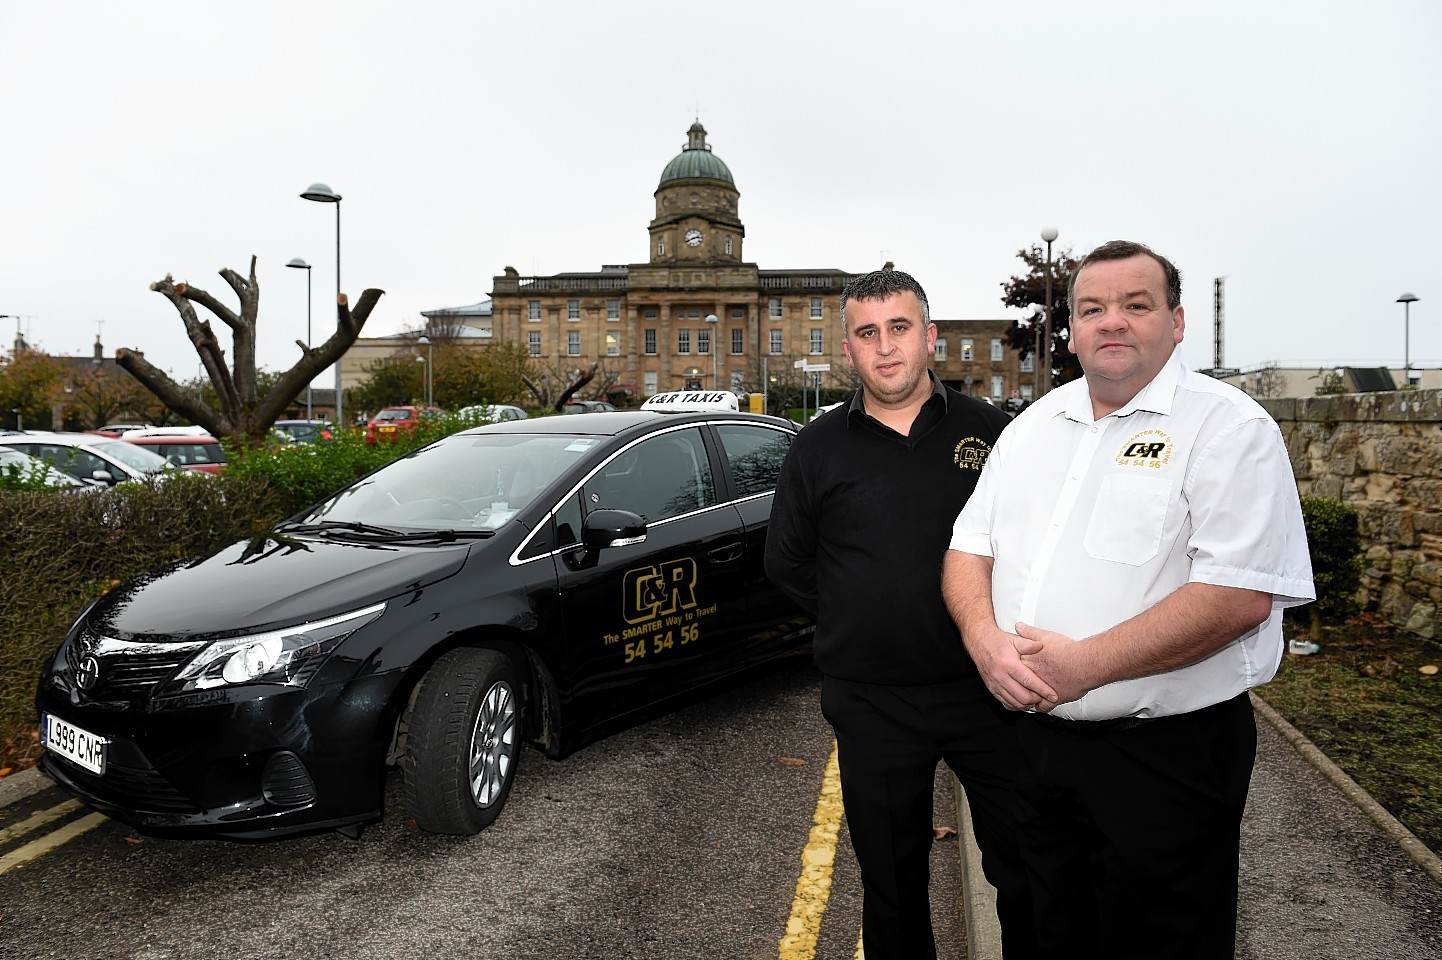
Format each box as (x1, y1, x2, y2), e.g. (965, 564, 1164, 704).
(605, 558, 717, 664)
(1116, 429, 1173, 469)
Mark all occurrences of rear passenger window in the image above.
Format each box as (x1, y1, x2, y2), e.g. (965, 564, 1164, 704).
(715, 425, 792, 498)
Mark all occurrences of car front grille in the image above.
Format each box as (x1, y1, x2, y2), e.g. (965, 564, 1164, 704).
(62, 629, 206, 703)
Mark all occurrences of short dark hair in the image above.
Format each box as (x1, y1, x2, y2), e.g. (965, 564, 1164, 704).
(1068, 240, 1182, 311)
(840, 268, 931, 334)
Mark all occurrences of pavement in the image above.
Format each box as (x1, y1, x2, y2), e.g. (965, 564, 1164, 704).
(953, 693, 1442, 959)
(8, 696, 1442, 958)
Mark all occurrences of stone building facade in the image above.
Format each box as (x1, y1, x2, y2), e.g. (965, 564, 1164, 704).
(1266, 389, 1442, 637)
(488, 122, 859, 399)
(931, 319, 1030, 403)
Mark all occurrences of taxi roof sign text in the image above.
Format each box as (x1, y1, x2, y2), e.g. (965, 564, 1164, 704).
(640, 391, 740, 413)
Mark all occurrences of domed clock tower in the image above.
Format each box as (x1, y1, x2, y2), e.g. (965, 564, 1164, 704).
(649, 122, 744, 264)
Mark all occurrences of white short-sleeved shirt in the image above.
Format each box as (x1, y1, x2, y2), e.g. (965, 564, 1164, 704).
(950, 353, 1315, 720)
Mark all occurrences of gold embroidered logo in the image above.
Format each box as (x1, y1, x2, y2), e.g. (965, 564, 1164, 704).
(1116, 429, 1173, 469)
(953, 437, 992, 471)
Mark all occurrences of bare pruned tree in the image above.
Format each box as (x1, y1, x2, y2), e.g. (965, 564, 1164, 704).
(116, 257, 384, 446)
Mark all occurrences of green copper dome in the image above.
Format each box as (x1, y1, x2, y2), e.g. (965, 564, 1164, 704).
(658, 122, 734, 186)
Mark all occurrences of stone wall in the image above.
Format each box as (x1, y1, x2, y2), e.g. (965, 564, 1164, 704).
(1263, 390, 1442, 637)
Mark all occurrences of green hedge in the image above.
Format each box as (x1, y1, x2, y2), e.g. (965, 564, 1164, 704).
(1300, 495, 1363, 636)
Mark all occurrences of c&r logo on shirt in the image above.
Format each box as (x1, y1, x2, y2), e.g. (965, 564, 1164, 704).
(1116, 429, 1173, 469)
(953, 437, 992, 472)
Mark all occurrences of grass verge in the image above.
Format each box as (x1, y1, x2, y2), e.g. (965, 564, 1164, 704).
(1261, 616, 1442, 855)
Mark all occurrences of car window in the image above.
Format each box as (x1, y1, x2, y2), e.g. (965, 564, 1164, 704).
(714, 424, 793, 498)
(18, 444, 111, 481)
(90, 439, 171, 473)
(583, 428, 716, 524)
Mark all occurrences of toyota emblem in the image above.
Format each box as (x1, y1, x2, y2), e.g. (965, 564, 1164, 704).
(76, 655, 101, 691)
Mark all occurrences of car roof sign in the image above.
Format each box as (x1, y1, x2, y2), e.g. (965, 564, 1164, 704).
(640, 391, 740, 413)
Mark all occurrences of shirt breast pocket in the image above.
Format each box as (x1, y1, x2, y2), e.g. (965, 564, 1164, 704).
(1083, 474, 1172, 566)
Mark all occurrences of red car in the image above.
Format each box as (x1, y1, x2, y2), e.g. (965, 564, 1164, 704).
(365, 406, 445, 443)
(123, 434, 227, 474)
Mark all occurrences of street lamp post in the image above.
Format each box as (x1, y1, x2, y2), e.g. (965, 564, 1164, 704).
(704, 314, 720, 389)
(1398, 292, 1420, 388)
(417, 336, 433, 407)
(286, 258, 313, 420)
(1039, 227, 1059, 397)
(300, 183, 343, 425)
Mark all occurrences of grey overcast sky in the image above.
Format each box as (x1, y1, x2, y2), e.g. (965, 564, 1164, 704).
(2, 0, 1437, 383)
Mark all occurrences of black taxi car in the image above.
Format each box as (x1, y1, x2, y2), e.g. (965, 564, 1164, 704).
(36, 392, 811, 839)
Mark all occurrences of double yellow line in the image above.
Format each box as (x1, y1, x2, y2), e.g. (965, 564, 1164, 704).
(779, 742, 865, 959)
(0, 797, 108, 875)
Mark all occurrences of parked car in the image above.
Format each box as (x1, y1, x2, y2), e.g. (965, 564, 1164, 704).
(93, 424, 149, 437)
(272, 419, 334, 444)
(562, 399, 619, 414)
(456, 404, 528, 424)
(365, 406, 446, 443)
(36, 392, 810, 840)
(0, 446, 93, 489)
(3, 432, 178, 485)
(124, 434, 227, 474)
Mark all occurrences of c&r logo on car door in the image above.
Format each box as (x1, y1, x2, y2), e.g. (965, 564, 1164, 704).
(622, 558, 700, 625)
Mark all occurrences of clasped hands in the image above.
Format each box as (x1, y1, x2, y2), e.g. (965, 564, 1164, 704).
(966, 622, 1092, 712)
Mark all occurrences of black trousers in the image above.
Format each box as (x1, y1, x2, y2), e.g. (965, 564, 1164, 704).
(1014, 693, 1257, 960)
(821, 674, 1038, 960)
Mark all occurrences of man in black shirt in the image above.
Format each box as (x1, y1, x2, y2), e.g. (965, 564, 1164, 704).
(765, 269, 1035, 959)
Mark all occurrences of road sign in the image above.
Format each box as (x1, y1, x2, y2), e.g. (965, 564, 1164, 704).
(803, 363, 831, 373)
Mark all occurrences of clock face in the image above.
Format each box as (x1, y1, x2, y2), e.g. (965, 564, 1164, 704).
(684, 229, 703, 247)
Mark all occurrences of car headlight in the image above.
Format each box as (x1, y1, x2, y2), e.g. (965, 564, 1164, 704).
(166, 602, 386, 692)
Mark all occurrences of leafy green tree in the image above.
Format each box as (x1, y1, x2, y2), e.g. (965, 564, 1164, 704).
(436, 342, 532, 410)
(999, 243, 1082, 390)
(0, 350, 62, 430)
(350, 355, 427, 415)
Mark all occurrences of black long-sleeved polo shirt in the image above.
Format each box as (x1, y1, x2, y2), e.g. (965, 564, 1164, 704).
(765, 376, 1012, 685)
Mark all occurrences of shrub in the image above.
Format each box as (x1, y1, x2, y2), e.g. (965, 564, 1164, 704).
(1300, 495, 1363, 639)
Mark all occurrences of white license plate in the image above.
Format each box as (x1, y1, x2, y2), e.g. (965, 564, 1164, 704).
(43, 713, 106, 776)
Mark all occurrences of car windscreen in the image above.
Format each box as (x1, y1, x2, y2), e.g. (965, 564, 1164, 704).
(297, 432, 603, 531)
(90, 439, 175, 473)
(374, 409, 412, 422)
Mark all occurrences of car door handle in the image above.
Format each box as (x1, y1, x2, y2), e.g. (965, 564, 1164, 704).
(707, 542, 743, 564)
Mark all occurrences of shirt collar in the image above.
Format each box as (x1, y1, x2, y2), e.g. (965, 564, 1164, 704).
(1061, 350, 1186, 423)
(846, 370, 947, 422)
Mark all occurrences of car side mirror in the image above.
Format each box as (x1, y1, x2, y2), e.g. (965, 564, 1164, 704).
(581, 509, 647, 552)
(90, 469, 116, 485)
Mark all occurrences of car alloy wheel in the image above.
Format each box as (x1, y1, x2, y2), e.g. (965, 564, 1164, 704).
(403, 648, 523, 834)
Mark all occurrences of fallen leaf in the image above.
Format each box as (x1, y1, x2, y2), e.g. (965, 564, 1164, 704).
(124, 836, 144, 845)
(778, 756, 807, 766)
(933, 826, 957, 840)
(1420, 664, 1439, 676)
(0, 768, 12, 778)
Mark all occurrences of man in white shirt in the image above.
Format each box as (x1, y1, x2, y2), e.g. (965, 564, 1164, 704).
(942, 240, 1314, 959)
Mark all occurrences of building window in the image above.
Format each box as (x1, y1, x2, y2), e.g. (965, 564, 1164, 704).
(769, 330, 783, 355)
(731, 328, 745, 355)
(567, 331, 581, 356)
(809, 329, 823, 355)
(991, 376, 1005, 399)
(730, 306, 745, 319)
(657, 237, 665, 256)
(527, 300, 541, 322)
(810, 297, 823, 319)
(769, 297, 783, 319)
(962, 339, 974, 362)
(698, 329, 711, 356)
(644, 328, 657, 355)
(935, 338, 948, 361)
(644, 308, 658, 319)
(1020, 384, 1034, 401)
(1020, 354, 1034, 373)
(567, 300, 580, 321)
(528, 331, 541, 356)
(724, 236, 733, 256)
(678, 330, 691, 354)
(606, 299, 619, 321)
(643, 371, 658, 396)
(606, 332, 619, 357)
(991, 338, 1003, 362)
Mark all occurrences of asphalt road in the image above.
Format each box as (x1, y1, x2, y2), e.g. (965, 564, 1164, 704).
(0, 656, 969, 960)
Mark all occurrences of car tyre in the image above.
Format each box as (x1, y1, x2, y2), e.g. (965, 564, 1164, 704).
(403, 648, 522, 835)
